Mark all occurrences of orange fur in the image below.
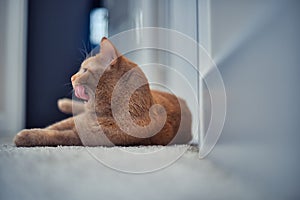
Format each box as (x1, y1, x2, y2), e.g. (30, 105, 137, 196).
(14, 38, 192, 147)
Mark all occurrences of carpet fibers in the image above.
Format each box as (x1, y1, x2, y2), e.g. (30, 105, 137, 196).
(0, 136, 258, 200)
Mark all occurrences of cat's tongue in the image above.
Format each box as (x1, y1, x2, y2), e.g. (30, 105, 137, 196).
(74, 85, 89, 100)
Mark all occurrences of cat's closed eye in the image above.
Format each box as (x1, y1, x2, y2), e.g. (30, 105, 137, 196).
(82, 68, 88, 73)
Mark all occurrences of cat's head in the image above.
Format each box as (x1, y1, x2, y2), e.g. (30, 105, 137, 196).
(71, 37, 138, 103)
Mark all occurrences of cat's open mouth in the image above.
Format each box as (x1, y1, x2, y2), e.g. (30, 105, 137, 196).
(74, 85, 89, 101)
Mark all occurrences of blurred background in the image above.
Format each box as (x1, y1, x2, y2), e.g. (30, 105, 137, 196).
(0, 0, 202, 140)
(1, 0, 300, 198)
(1, 0, 300, 143)
(0, 0, 300, 142)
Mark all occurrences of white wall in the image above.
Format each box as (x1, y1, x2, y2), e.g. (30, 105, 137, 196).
(0, 0, 7, 115)
(210, 0, 300, 146)
(0, 0, 27, 135)
(167, 0, 200, 143)
(208, 0, 300, 197)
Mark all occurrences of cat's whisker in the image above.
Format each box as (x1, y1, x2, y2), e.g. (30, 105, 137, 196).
(81, 40, 91, 60)
(63, 82, 72, 86)
(78, 48, 88, 61)
(64, 89, 74, 97)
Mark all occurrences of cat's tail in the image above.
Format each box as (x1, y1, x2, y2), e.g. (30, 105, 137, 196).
(57, 98, 85, 115)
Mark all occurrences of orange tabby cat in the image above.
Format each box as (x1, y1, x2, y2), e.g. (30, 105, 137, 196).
(14, 38, 192, 147)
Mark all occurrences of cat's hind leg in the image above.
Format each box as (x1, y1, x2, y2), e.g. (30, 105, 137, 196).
(14, 129, 82, 147)
(97, 117, 152, 146)
(46, 116, 75, 131)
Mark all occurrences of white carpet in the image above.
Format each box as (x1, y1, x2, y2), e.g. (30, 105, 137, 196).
(0, 135, 298, 200)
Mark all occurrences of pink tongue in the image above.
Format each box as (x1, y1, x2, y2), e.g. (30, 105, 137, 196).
(75, 85, 89, 100)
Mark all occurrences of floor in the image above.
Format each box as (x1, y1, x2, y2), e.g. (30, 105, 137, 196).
(0, 134, 298, 200)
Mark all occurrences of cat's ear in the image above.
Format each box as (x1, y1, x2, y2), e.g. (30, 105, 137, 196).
(100, 37, 119, 65)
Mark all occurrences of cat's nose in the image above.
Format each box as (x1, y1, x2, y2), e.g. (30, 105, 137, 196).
(71, 74, 78, 81)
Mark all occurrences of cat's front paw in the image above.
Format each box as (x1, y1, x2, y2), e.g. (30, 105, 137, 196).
(57, 98, 85, 115)
(14, 129, 44, 147)
(58, 98, 73, 114)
